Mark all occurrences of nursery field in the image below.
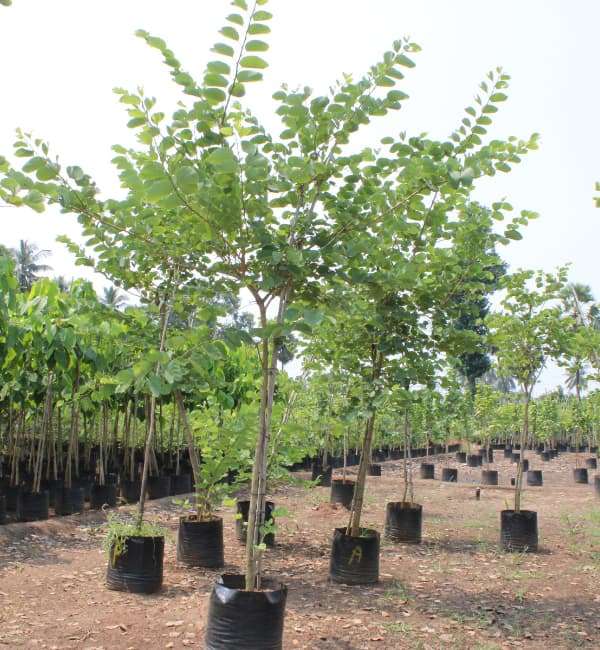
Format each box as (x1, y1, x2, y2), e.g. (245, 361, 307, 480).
(0, 450, 598, 650)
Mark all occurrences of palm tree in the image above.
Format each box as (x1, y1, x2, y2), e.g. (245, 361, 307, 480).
(565, 361, 588, 399)
(12, 240, 51, 291)
(481, 367, 516, 393)
(102, 285, 127, 309)
(54, 275, 71, 292)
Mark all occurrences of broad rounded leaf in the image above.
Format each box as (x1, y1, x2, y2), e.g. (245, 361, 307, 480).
(240, 55, 268, 69)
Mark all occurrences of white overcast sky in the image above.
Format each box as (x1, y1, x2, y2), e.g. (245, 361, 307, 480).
(0, 0, 598, 391)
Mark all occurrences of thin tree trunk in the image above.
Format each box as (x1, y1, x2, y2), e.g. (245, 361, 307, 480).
(174, 390, 202, 514)
(347, 350, 383, 537)
(136, 298, 172, 528)
(245, 290, 288, 591)
(514, 390, 530, 513)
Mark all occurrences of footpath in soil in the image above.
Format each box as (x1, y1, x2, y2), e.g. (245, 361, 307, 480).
(0, 451, 599, 649)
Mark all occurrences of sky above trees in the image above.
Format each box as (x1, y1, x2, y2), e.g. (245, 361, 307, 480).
(0, 0, 597, 391)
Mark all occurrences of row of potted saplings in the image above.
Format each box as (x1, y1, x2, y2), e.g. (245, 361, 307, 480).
(102, 445, 433, 594)
(105, 436, 600, 596)
(102, 442, 547, 649)
(427, 444, 599, 489)
(0, 458, 195, 525)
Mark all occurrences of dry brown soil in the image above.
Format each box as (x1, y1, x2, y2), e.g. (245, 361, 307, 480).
(0, 451, 599, 649)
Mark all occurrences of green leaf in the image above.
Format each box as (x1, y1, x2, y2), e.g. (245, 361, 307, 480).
(203, 87, 227, 104)
(253, 10, 272, 20)
(237, 70, 263, 82)
(22, 157, 44, 173)
(175, 166, 198, 193)
(207, 147, 238, 173)
(204, 73, 229, 87)
(207, 60, 231, 75)
(240, 55, 268, 69)
(147, 374, 165, 397)
(387, 90, 409, 102)
(36, 162, 59, 181)
(146, 178, 173, 201)
(212, 42, 235, 57)
(490, 92, 508, 102)
(220, 26, 239, 41)
(504, 229, 522, 240)
(245, 39, 268, 52)
(248, 23, 270, 35)
(230, 83, 246, 97)
(396, 54, 416, 68)
(226, 13, 244, 25)
(303, 309, 324, 327)
(127, 117, 146, 128)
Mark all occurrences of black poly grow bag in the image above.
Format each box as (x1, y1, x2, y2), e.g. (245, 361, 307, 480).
(177, 516, 224, 568)
(573, 468, 589, 484)
(503, 447, 513, 459)
(478, 449, 494, 463)
(236, 500, 275, 547)
(171, 473, 193, 495)
(585, 458, 597, 470)
(74, 477, 94, 502)
(368, 463, 382, 476)
(419, 463, 434, 479)
(205, 574, 287, 650)
(0, 495, 5, 525)
(595, 476, 600, 496)
(441, 467, 457, 482)
(467, 454, 482, 468)
(121, 480, 142, 503)
(55, 486, 86, 516)
(330, 479, 355, 509)
(17, 491, 49, 522)
(455, 451, 467, 463)
(41, 479, 63, 508)
(526, 470, 543, 487)
(541, 451, 551, 462)
(384, 502, 422, 544)
(329, 527, 380, 585)
(90, 483, 118, 510)
(106, 535, 164, 594)
(501, 509, 538, 552)
(481, 470, 498, 486)
(148, 475, 172, 499)
(311, 462, 332, 487)
(3, 485, 21, 512)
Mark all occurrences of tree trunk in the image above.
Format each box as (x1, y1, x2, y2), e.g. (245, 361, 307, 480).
(514, 390, 530, 513)
(174, 390, 201, 512)
(347, 412, 376, 537)
(136, 298, 171, 528)
(244, 291, 288, 591)
(346, 350, 383, 537)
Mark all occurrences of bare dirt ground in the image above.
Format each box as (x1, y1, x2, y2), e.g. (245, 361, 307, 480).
(0, 451, 599, 649)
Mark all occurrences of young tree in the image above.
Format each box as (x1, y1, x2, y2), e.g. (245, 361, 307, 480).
(488, 269, 570, 511)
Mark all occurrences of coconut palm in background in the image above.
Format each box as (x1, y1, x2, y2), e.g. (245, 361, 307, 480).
(481, 368, 517, 393)
(561, 283, 600, 392)
(54, 275, 71, 292)
(101, 285, 127, 309)
(12, 239, 51, 291)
